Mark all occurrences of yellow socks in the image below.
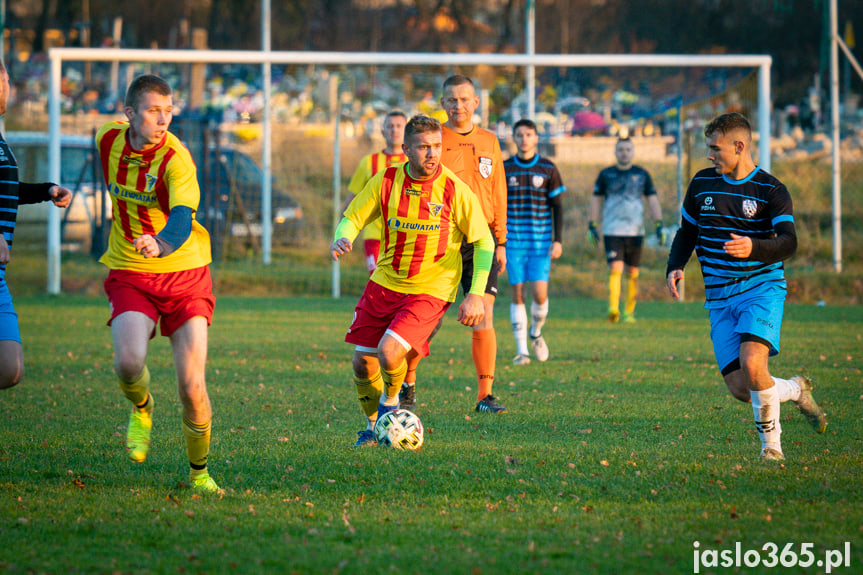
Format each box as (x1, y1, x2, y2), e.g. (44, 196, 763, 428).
(355, 370, 384, 420)
(608, 269, 622, 314)
(382, 359, 408, 405)
(182, 415, 212, 471)
(119, 365, 151, 409)
(625, 270, 640, 316)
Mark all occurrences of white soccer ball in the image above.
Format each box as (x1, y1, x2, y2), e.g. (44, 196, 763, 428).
(374, 409, 424, 451)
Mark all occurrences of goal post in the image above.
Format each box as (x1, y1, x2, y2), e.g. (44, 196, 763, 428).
(46, 47, 772, 294)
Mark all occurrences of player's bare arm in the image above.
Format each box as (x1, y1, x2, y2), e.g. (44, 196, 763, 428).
(550, 241, 562, 259)
(457, 293, 485, 327)
(331, 237, 353, 261)
(48, 185, 73, 208)
(495, 244, 507, 269)
(0, 235, 9, 265)
(667, 269, 684, 300)
(133, 234, 161, 259)
(724, 233, 753, 259)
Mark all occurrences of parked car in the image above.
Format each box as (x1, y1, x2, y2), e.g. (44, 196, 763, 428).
(200, 147, 304, 245)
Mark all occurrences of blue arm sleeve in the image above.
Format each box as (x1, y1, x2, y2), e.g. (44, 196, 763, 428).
(154, 205, 193, 257)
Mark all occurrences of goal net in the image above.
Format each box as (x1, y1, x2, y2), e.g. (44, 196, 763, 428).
(41, 49, 771, 295)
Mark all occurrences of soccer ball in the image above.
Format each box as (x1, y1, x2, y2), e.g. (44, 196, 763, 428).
(374, 409, 424, 451)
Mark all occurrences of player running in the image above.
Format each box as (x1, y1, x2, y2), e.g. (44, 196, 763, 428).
(666, 112, 827, 461)
(503, 119, 565, 365)
(97, 74, 221, 492)
(332, 114, 493, 447)
(0, 61, 72, 389)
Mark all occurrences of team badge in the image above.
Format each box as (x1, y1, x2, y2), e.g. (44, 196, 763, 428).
(478, 157, 493, 179)
(705, 196, 713, 206)
(532, 175, 545, 188)
(145, 173, 158, 192)
(508, 176, 518, 186)
(428, 202, 444, 218)
(742, 199, 758, 218)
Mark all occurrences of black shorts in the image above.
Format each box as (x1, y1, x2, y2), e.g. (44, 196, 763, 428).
(603, 235, 644, 268)
(460, 236, 501, 297)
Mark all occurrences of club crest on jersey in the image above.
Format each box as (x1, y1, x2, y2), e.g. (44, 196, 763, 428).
(478, 157, 493, 179)
(532, 175, 545, 188)
(701, 196, 716, 211)
(428, 202, 444, 218)
(742, 199, 758, 218)
(508, 176, 518, 187)
(145, 173, 158, 192)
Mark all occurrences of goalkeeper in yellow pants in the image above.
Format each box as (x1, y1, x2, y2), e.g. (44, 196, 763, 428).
(588, 138, 665, 323)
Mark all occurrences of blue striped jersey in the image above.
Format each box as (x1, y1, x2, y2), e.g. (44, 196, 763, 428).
(678, 167, 794, 308)
(0, 135, 53, 287)
(503, 154, 565, 250)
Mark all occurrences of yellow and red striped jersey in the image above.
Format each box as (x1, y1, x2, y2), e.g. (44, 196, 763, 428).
(441, 124, 507, 244)
(96, 121, 211, 272)
(347, 150, 407, 240)
(344, 163, 489, 302)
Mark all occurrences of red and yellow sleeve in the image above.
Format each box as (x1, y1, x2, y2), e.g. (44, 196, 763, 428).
(166, 151, 200, 212)
(348, 155, 373, 195)
(343, 170, 385, 232)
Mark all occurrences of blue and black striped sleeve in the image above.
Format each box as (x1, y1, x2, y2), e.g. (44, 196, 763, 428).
(750, 183, 797, 264)
(18, 182, 55, 205)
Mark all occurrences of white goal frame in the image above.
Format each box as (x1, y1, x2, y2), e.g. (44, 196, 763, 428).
(46, 48, 772, 294)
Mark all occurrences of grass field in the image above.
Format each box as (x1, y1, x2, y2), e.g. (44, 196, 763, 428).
(0, 294, 860, 574)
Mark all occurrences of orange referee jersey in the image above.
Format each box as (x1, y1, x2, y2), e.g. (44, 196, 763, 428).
(441, 124, 507, 245)
(96, 121, 211, 272)
(343, 163, 490, 302)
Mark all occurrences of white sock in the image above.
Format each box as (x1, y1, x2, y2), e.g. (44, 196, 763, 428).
(750, 386, 782, 452)
(530, 300, 549, 338)
(403, 381, 415, 388)
(772, 376, 801, 402)
(510, 303, 529, 356)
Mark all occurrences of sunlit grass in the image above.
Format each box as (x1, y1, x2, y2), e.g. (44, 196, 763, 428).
(0, 295, 860, 574)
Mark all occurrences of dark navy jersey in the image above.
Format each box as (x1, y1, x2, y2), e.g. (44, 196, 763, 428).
(593, 165, 656, 236)
(504, 154, 565, 250)
(0, 134, 53, 286)
(668, 166, 796, 309)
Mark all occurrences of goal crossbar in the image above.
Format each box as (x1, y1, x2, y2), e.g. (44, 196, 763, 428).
(46, 48, 772, 293)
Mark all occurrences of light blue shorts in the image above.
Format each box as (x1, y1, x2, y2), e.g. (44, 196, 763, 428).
(709, 291, 785, 374)
(0, 282, 21, 343)
(506, 248, 552, 286)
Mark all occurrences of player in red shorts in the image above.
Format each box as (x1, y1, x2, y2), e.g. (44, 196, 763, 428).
(346, 110, 407, 274)
(97, 74, 220, 492)
(332, 114, 493, 446)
